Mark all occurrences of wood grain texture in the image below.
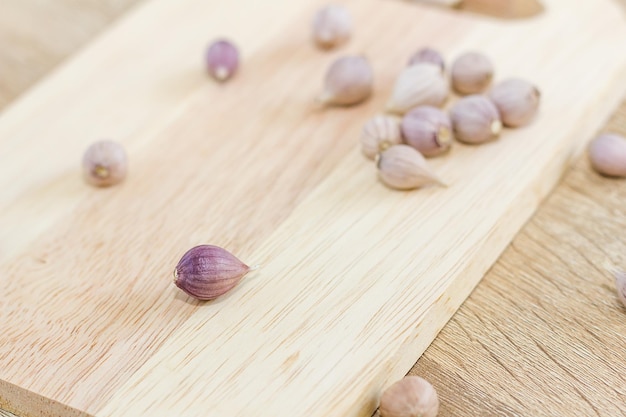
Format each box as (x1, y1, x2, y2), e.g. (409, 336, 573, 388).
(0, 0, 625, 416)
(0, 0, 143, 110)
(0, 2, 137, 416)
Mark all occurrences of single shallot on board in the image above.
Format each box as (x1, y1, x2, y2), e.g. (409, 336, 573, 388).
(173, 245, 256, 300)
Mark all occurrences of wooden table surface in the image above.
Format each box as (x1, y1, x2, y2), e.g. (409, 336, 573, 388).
(0, 1, 624, 416)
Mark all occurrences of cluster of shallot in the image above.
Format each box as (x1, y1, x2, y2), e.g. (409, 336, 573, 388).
(166, 13, 542, 306)
(357, 48, 540, 190)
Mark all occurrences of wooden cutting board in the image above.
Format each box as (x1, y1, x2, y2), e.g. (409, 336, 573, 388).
(1, 0, 625, 416)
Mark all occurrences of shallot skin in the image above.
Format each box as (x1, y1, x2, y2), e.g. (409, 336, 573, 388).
(319, 55, 374, 106)
(588, 134, 626, 178)
(489, 78, 540, 127)
(408, 47, 445, 72)
(401, 106, 452, 157)
(312, 5, 352, 49)
(174, 245, 250, 300)
(82, 140, 128, 187)
(206, 39, 240, 82)
(450, 95, 501, 144)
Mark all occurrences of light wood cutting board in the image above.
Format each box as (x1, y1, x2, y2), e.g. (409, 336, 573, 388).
(0, 0, 625, 416)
